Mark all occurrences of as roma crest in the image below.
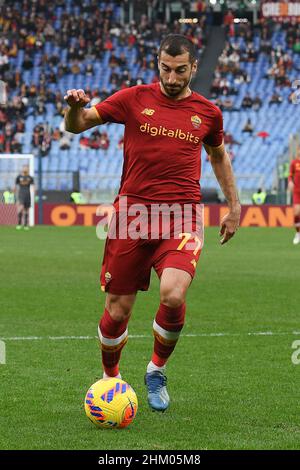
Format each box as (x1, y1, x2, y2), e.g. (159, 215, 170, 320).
(191, 115, 202, 129)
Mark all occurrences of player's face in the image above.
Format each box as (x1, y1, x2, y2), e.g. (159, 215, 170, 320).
(22, 166, 29, 175)
(158, 51, 197, 99)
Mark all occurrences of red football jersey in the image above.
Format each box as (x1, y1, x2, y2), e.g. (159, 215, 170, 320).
(94, 82, 223, 203)
(289, 159, 300, 191)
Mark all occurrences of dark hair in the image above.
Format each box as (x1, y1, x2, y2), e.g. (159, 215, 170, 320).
(158, 34, 197, 63)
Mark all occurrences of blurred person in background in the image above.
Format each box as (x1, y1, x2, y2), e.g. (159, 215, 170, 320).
(288, 149, 300, 245)
(14, 165, 34, 230)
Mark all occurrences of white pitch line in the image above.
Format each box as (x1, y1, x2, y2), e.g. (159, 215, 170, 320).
(0, 331, 300, 341)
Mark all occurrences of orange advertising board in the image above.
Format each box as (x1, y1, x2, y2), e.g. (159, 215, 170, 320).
(37, 204, 294, 228)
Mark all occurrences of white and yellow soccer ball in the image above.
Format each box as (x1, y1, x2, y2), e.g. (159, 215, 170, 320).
(84, 378, 138, 429)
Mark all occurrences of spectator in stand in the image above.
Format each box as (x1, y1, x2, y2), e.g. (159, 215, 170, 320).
(109, 54, 120, 68)
(269, 92, 283, 105)
(0, 132, 4, 152)
(70, 61, 81, 75)
(223, 10, 235, 36)
(14, 120, 25, 150)
(228, 50, 240, 71)
(15, 118, 25, 134)
(2, 125, 13, 152)
(118, 52, 127, 68)
(234, 70, 246, 86)
(0, 107, 7, 129)
(241, 94, 253, 109)
(242, 118, 254, 134)
(222, 97, 234, 111)
(99, 132, 110, 151)
(22, 52, 33, 70)
(80, 136, 90, 149)
(86, 63, 94, 76)
(253, 96, 262, 111)
(0, 47, 9, 73)
(11, 134, 22, 152)
(104, 36, 114, 51)
(260, 36, 272, 55)
(265, 63, 278, 79)
(35, 97, 46, 117)
(218, 51, 230, 71)
(282, 52, 293, 71)
(32, 124, 51, 156)
(219, 77, 230, 95)
(246, 43, 257, 62)
(89, 129, 102, 150)
(275, 67, 290, 87)
(51, 128, 61, 141)
(293, 40, 300, 54)
(10, 96, 26, 119)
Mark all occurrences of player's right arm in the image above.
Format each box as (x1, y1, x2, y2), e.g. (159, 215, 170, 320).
(64, 89, 103, 134)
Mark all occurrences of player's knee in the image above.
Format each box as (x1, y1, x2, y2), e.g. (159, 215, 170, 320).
(160, 287, 185, 308)
(106, 295, 133, 322)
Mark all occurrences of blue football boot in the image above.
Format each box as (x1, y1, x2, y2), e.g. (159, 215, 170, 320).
(144, 371, 170, 412)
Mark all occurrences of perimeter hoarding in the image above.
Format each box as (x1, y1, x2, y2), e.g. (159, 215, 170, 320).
(37, 204, 294, 227)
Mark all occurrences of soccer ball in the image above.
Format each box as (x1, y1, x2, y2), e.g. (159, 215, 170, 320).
(84, 378, 138, 429)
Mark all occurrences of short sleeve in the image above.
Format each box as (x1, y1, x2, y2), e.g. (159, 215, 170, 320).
(93, 87, 135, 124)
(15, 175, 20, 184)
(30, 176, 34, 185)
(203, 106, 224, 147)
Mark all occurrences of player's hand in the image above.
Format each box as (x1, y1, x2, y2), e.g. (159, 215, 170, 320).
(288, 181, 294, 192)
(64, 89, 90, 108)
(219, 205, 241, 245)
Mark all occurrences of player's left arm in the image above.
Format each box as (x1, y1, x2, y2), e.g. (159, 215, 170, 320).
(14, 176, 20, 199)
(204, 141, 241, 244)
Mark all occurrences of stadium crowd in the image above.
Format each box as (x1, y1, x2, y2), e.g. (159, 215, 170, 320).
(209, 13, 300, 162)
(0, 0, 209, 156)
(211, 16, 300, 103)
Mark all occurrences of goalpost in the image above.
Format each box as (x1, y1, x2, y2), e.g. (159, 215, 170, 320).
(0, 154, 35, 226)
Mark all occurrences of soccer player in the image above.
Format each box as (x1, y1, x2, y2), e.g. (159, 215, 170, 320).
(15, 165, 34, 230)
(64, 35, 241, 412)
(288, 150, 300, 245)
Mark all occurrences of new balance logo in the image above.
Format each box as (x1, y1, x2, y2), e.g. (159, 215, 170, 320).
(141, 108, 155, 116)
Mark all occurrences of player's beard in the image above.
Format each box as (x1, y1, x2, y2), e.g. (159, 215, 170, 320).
(160, 71, 193, 98)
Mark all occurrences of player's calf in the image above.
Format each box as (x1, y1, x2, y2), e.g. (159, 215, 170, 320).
(98, 294, 135, 378)
(98, 308, 129, 378)
(145, 302, 186, 412)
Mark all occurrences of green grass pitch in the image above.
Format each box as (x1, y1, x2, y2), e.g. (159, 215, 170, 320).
(0, 225, 299, 450)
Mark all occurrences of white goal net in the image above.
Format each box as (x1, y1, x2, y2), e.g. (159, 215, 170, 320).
(0, 154, 35, 226)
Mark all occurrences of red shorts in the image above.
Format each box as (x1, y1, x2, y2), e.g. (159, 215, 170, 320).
(293, 191, 300, 205)
(100, 202, 204, 295)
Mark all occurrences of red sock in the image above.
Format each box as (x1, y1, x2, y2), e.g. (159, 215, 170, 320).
(152, 303, 186, 367)
(98, 308, 129, 377)
(295, 215, 300, 233)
